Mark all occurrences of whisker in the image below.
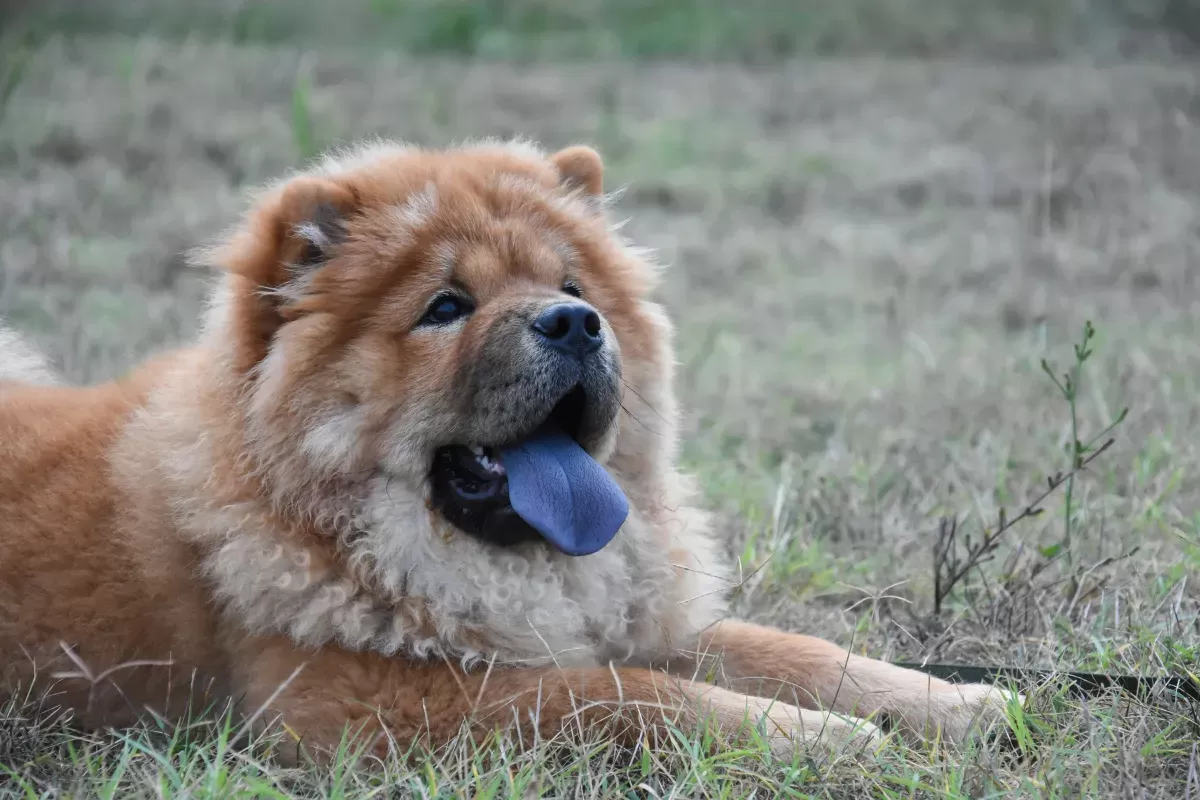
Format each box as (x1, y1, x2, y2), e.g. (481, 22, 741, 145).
(619, 378, 666, 423)
(620, 402, 661, 436)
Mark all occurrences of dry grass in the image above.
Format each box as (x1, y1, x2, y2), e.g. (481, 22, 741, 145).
(1, 33, 1198, 798)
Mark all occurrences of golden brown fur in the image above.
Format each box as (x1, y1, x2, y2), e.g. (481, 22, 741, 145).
(0, 139, 1020, 764)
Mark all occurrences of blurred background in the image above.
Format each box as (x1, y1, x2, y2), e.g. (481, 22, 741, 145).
(2, 0, 1198, 698)
(11, 0, 1200, 59)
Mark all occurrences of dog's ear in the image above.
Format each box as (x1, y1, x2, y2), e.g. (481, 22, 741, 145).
(550, 145, 604, 197)
(220, 176, 356, 299)
(287, 193, 348, 282)
(206, 176, 357, 369)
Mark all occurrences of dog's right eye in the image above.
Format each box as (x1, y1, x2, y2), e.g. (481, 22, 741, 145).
(420, 294, 474, 326)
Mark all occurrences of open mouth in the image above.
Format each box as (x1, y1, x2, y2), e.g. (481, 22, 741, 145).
(436, 384, 586, 493)
(428, 385, 628, 556)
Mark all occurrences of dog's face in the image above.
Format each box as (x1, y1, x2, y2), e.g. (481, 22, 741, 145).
(207, 142, 668, 553)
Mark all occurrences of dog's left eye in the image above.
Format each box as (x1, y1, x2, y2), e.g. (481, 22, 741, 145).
(420, 294, 474, 326)
(562, 280, 583, 298)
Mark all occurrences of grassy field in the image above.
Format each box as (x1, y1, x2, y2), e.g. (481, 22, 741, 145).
(2, 4, 1200, 797)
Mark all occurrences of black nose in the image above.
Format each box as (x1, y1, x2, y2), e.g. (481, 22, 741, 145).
(531, 302, 603, 356)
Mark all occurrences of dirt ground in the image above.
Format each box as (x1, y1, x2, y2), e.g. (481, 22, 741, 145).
(2, 35, 1199, 796)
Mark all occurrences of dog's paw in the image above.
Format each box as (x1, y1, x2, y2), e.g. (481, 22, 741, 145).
(903, 682, 1024, 745)
(746, 698, 883, 757)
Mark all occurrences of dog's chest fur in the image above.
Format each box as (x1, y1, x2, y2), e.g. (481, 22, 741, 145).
(169, 431, 729, 669)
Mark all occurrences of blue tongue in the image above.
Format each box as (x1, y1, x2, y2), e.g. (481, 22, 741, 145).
(498, 425, 629, 556)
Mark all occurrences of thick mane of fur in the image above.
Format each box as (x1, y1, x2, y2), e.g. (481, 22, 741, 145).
(127, 138, 731, 669)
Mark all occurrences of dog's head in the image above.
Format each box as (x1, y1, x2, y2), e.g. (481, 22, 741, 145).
(199, 140, 675, 555)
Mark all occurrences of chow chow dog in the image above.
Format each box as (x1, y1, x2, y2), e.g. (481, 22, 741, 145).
(0, 140, 1019, 763)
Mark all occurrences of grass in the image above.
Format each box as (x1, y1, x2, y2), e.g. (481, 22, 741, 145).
(290, 69, 321, 162)
(1, 16, 1200, 800)
(7, 0, 1200, 60)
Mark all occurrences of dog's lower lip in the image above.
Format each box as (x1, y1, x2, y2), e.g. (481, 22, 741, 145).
(450, 475, 503, 501)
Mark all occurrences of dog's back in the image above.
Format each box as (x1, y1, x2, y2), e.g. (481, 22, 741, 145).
(0, 324, 223, 726)
(0, 324, 59, 387)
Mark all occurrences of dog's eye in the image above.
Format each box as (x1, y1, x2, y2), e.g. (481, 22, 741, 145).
(420, 294, 474, 326)
(562, 280, 583, 299)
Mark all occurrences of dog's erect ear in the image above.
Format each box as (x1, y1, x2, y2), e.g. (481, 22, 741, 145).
(550, 145, 604, 197)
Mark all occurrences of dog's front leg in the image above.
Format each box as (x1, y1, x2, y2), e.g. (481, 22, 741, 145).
(229, 635, 880, 766)
(680, 620, 1021, 745)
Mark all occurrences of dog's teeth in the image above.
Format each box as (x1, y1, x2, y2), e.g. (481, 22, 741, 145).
(477, 453, 505, 476)
(469, 445, 484, 456)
